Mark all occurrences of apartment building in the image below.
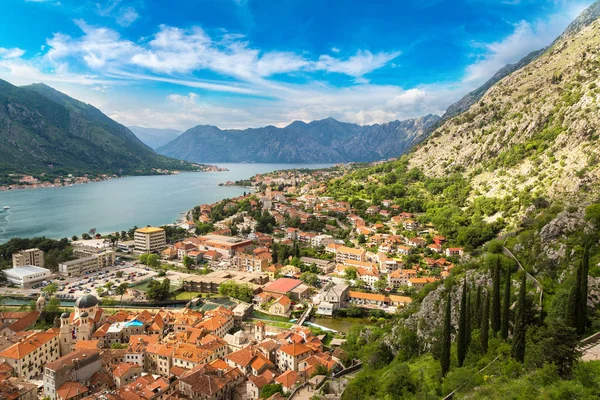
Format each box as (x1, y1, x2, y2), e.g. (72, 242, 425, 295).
(335, 246, 366, 263)
(276, 343, 313, 372)
(12, 248, 44, 268)
(233, 253, 268, 272)
(43, 350, 102, 400)
(134, 226, 167, 253)
(0, 331, 60, 379)
(58, 251, 115, 277)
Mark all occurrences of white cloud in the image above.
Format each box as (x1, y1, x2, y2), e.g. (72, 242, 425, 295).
(0, 47, 26, 59)
(116, 6, 139, 27)
(314, 50, 401, 78)
(463, 2, 590, 85)
(166, 92, 199, 106)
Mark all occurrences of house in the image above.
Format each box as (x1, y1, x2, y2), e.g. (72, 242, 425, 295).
(275, 370, 301, 393)
(348, 291, 387, 307)
(335, 247, 365, 263)
(445, 248, 464, 257)
(356, 267, 379, 289)
(276, 343, 313, 372)
(268, 296, 291, 316)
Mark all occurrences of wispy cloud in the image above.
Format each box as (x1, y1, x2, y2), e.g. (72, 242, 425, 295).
(0, 47, 26, 59)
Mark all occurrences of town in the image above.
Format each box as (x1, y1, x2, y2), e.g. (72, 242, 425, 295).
(0, 166, 464, 400)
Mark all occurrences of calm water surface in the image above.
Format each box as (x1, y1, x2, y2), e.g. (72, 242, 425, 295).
(0, 163, 331, 243)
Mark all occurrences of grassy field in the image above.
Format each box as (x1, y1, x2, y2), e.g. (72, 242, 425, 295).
(173, 291, 202, 300)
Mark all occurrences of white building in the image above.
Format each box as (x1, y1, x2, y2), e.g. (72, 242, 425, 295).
(3, 265, 51, 288)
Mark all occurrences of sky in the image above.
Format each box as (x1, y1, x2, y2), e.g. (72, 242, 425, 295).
(0, 0, 595, 130)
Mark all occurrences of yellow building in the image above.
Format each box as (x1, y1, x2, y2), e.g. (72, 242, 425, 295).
(0, 331, 60, 379)
(134, 226, 167, 253)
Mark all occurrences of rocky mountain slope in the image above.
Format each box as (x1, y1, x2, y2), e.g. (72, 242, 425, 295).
(128, 126, 182, 150)
(409, 4, 600, 204)
(156, 115, 440, 163)
(0, 80, 196, 178)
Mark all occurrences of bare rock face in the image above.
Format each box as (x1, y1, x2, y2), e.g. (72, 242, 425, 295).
(539, 209, 584, 244)
(394, 271, 491, 346)
(588, 276, 600, 309)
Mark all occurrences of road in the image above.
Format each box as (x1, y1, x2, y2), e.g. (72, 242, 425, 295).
(502, 247, 543, 306)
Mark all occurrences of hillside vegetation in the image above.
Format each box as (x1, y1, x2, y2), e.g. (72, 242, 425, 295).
(328, 2, 600, 398)
(0, 80, 199, 182)
(410, 7, 600, 204)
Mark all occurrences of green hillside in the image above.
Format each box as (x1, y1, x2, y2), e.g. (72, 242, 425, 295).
(0, 79, 199, 183)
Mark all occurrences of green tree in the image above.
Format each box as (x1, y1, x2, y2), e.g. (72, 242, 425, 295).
(344, 266, 358, 280)
(501, 266, 511, 340)
(218, 281, 254, 303)
(300, 272, 320, 287)
(480, 293, 489, 354)
(146, 278, 171, 301)
(357, 234, 366, 244)
(146, 254, 160, 269)
(104, 281, 114, 290)
(271, 243, 278, 264)
(42, 283, 58, 297)
(182, 255, 194, 270)
(441, 290, 452, 376)
(512, 273, 527, 362)
(46, 297, 60, 313)
(260, 383, 283, 398)
(473, 285, 482, 334)
(465, 286, 472, 349)
(139, 253, 149, 264)
(491, 257, 501, 336)
(116, 283, 129, 307)
(116, 271, 123, 278)
(374, 276, 388, 293)
(457, 279, 468, 367)
(578, 242, 590, 335)
(71, 235, 78, 241)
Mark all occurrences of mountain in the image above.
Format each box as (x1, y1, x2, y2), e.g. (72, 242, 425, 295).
(441, 48, 547, 121)
(128, 126, 182, 150)
(408, 4, 600, 203)
(156, 115, 440, 163)
(0, 80, 197, 179)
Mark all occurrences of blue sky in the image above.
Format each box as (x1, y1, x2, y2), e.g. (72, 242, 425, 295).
(0, 0, 594, 130)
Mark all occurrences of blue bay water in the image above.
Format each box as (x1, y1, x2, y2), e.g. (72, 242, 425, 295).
(0, 163, 331, 243)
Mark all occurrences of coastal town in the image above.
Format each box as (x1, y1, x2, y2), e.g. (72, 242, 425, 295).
(0, 165, 228, 192)
(0, 165, 464, 400)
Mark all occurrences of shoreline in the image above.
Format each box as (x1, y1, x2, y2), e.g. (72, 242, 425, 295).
(0, 166, 229, 193)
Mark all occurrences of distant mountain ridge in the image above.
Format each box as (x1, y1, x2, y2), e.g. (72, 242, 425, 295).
(0, 79, 197, 179)
(157, 115, 440, 163)
(128, 126, 182, 150)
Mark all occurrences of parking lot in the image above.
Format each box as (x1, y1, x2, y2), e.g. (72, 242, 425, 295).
(0, 261, 160, 301)
(54, 262, 159, 300)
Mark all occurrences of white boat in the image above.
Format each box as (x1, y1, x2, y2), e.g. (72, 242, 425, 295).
(3, 206, 9, 210)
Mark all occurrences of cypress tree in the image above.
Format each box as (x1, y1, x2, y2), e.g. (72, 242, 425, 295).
(578, 242, 590, 335)
(491, 257, 502, 336)
(271, 243, 278, 264)
(501, 266, 511, 340)
(465, 286, 472, 350)
(457, 279, 468, 367)
(512, 273, 527, 362)
(474, 285, 482, 329)
(441, 290, 452, 376)
(480, 293, 489, 354)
